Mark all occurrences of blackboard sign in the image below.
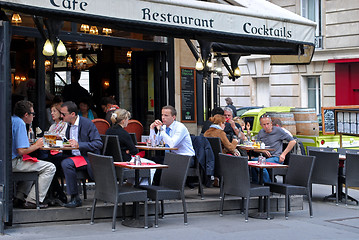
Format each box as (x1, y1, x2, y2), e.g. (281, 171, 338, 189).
(323, 109, 335, 134)
(180, 67, 197, 122)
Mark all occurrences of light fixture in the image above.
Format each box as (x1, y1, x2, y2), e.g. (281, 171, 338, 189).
(126, 51, 132, 58)
(89, 26, 98, 35)
(14, 75, 20, 81)
(56, 40, 67, 57)
(195, 58, 204, 71)
(42, 39, 54, 56)
(11, 13, 22, 25)
(67, 56, 73, 63)
(102, 28, 112, 35)
(233, 67, 241, 77)
(20, 76, 27, 82)
(206, 60, 213, 69)
(103, 80, 110, 89)
(80, 24, 89, 33)
(45, 60, 51, 66)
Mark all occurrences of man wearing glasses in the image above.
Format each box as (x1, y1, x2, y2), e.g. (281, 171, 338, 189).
(252, 114, 296, 183)
(59, 101, 103, 208)
(12, 100, 56, 209)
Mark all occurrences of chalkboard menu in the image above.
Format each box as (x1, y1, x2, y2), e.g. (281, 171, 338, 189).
(322, 106, 359, 135)
(180, 67, 197, 122)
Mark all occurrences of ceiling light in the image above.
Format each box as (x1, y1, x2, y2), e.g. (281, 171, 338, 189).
(102, 28, 112, 35)
(67, 56, 73, 63)
(11, 13, 22, 25)
(89, 26, 98, 35)
(234, 67, 241, 77)
(127, 51, 132, 58)
(80, 24, 89, 33)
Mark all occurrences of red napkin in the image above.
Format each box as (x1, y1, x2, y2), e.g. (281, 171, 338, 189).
(22, 154, 39, 162)
(136, 151, 145, 158)
(70, 156, 87, 168)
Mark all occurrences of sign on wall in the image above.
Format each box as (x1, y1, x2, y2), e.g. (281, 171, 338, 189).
(321, 105, 359, 135)
(180, 67, 196, 123)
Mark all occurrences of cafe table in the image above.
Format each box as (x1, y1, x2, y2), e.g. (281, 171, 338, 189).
(237, 144, 275, 160)
(114, 162, 168, 228)
(247, 161, 288, 219)
(135, 145, 178, 151)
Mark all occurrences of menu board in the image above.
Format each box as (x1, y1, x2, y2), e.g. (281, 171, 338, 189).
(180, 67, 197, 122)
(335, 109, 359, 136)
(322, 105, 359, 135)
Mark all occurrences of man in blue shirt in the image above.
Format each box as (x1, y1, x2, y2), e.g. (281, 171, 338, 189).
(12, 100, 56, 209)
(149, 105, 195, 185)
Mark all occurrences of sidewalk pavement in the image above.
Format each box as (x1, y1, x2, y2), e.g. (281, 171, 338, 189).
(2, 184, 359, 240)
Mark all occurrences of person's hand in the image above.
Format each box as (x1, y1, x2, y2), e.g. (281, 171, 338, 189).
(263, 150, 271, 158)
(69, 139, 79, 148)
(279, 153, 286, 163)
(150, 120, 162, 129)
(34, 138, 44, 148)
(233, 149, 240, 156)
(232, 139, 238, 145)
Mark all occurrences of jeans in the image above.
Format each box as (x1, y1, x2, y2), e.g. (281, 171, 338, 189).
(251, 156, 280, 183)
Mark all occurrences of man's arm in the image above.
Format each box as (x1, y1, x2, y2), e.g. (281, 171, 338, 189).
(161, 124, 187, 148)
(279, 139, 296, 163)
(17, 138, 44, 156)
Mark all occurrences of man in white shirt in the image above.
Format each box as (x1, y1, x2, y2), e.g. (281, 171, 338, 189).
(149, 105, 195, 184)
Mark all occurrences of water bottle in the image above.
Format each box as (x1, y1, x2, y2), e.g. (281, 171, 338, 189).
(135, 155, 141, 165)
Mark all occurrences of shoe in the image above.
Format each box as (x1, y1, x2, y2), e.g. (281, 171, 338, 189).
(13, 198, 25, 208)
(64, 198, 82, 208)
(213, 177, 220, 187)
(23, 201, 48, 209)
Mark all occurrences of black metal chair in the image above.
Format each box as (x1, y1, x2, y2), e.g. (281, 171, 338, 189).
(265, 154, 315, 219)
(307, 150, 340, 205)
(218, 153, 271, 222)
(140, 152, 191, 227)
(103, 135, 150, 184)
(13, 172, 40, 209)
(205, 137, 223, 195)
(88, 152, 148, 231)
(306, 146, 336, 155)
(100, 134, 108, 155)
(344, 153, 359, 205)
(129, 133, 137, 145)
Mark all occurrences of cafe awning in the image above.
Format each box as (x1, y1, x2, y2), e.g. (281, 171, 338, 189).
(0, 0, 316, 63)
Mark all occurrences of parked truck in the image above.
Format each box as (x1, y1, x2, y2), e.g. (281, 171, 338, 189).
(241, 107, 359, 152)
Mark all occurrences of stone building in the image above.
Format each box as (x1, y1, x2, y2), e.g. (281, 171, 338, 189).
(219, 0, 359, 115)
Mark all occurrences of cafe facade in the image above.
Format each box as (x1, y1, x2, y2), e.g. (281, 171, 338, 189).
(0, 0, 315, 226)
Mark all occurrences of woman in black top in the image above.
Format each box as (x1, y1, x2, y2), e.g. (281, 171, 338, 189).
(105, 108, 138, 161)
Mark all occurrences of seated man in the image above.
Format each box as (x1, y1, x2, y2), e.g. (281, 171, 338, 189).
(223, 107, 245, 142)
(12, 100, 56, 209)
(149, 105, 195, 184)
(59, 101, 103, 208)
(252, 114, 296, 183)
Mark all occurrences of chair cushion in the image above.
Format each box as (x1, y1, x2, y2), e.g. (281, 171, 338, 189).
(266, 182, 307, 195)
(249, 183, 270, 197)
(140, 185, 181, 200)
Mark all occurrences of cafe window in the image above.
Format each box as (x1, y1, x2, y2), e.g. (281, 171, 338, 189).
(307, 76, 321, 115)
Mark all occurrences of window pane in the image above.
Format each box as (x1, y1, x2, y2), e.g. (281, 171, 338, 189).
(308, 89, 316, 108)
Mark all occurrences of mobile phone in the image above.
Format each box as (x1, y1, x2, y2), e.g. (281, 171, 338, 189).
(62, 137, 69, 142)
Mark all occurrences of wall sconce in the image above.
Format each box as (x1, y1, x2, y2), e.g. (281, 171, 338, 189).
(66, 56, 73, 64)
(126, 51, 132, 58)
(103, 80, 110, 89)
(11, 13, 22, 25)
(20, 76, 27, 82)
(14, 75, 20, 81)
(102, 28, 112, 35)
(43, 39, 54, 56)
(89, 26, 98, 35)
(56, 40, 67, 57)
(80, 24, 89, 33)
(195, 58, 204, 71)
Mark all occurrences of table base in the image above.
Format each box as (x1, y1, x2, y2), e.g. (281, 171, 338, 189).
(324, 192, 359, 205)
(248, 212, 273, 220)
(121, 218, 153, 228)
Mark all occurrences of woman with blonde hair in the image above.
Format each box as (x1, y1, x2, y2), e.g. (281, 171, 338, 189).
(204, 114, 240, 156)
(106, 108, 155, 185)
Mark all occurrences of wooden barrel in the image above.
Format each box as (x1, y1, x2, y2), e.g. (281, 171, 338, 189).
(267, 112, 296, 136)
(290, 108, 318, 121)
(290, 108, 319, 136)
